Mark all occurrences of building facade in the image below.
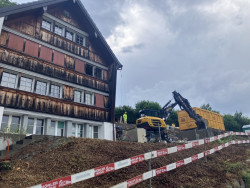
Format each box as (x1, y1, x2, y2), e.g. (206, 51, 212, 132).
(0, 0, 122, 140)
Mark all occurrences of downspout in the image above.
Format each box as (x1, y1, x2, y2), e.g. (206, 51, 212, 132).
(111, 63, 118, 141)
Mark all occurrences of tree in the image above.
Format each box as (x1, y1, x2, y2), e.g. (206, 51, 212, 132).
(135, 100, 161, 113)
(223, 112, 250, 131)
(223, 114, 241, 132)
(115, 105, 137, 124)
(200, 103, 220, 114)
(0, 0, 17, 8)
(165, 110, 179, 127)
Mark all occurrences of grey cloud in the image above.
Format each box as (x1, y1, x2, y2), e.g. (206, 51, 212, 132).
(121, 43, 144, 53)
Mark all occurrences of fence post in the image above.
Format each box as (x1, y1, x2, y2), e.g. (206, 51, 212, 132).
(148, 157, 152, 188)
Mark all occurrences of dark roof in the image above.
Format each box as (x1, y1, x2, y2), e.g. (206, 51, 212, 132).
(0, 0, 122, 69)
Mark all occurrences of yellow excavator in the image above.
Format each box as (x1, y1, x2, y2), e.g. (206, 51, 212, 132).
(136, 91, 208, 142)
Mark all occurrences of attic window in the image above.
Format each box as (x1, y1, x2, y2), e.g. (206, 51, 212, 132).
(66, 31, 73, 41)
(76, 35, 85, 46)
(42, 19, 51, 31)
(54, 25, 63, 36)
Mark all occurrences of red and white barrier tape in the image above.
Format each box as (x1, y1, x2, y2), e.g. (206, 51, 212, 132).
(111, 140, 250, 188)
(30, 132, 249, 188)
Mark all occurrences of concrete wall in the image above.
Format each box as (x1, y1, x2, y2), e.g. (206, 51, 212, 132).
(0, 133, 26, 150)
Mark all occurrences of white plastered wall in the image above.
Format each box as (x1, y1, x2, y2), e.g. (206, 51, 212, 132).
(99, 122, 113, 141)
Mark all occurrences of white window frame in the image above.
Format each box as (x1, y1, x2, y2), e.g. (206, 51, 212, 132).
(0, 114, 10, 132)
(54, 25, 63, 36)
(93, 125, 99, 139)
(74, 90, 84, 103)
(65, 30, 74, 41)
(50, 120, 56, 136)
(35, 80, 47, 95)
(27, 118, 35, 134)
(1, 72, 18, 89)
(85, 92, 93, 105)
(35, 119, 44, 135)
(19, 76, 33, 92)
(76, 34, 86, 47)
(41, 19, 52, 31)
(50, 84, 61, 98)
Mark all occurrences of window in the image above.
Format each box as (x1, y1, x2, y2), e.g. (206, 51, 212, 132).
(74, 90, 82, 103)
(93, 126, 98, 138)
(27, 118, 34, 134)
(77, 124, 84, 137)
(35, 81, 47, 95)
(36, 119, 44, 135)
(1, 72, 17, 88)
(57, 121, 64, 136)
(65, 31, 73, 41)
(50, 84, 60, 98)
(76, 35, 85, 46)
(1, 115, 9, 132)
(85, 93, 93, 105)
(49, 121, 56, 136)
(54, 25, 63, 36)
(72, 123, 76, 136)
(95, 67, 102, 80)
(19, 77, 33, 92)
(42, 20, 51, 31)
(11, 116, 20, 133)
(85, 64, 93, 76)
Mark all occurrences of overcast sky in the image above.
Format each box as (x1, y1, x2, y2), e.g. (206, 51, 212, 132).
(13, 0, 250, 117)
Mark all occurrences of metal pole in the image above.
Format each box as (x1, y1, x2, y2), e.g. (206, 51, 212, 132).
(148, 158, 152, 188)
(158, 123, 161, 142)
(204, 128, 209, 163)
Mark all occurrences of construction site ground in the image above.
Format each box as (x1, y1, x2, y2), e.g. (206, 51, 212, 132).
(0, 136, 250, 188)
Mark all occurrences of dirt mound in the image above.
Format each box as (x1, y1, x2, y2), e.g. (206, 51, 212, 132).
(0, 137, 249, 188)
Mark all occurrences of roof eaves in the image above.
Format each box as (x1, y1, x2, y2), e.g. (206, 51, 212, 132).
(76, 0, 122, 69)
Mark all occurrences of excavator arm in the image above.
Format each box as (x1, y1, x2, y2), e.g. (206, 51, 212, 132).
(160, 91, 207, 130)
(171, 91, 207, 130)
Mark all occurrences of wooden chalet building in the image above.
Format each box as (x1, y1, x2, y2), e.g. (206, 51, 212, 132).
(0, 0, 122, 140)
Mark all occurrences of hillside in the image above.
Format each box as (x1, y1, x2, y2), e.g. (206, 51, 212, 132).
(0, 136, 250, 188)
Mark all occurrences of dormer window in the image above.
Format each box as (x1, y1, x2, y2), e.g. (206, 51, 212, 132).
(66, 30, 73, 41)
(54, 25, 63, 36)
(42, 19, 51, 31)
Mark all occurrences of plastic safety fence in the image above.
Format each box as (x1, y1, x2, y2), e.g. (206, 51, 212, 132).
(30, 132, 249, 188)
(111, 140, 250, 188)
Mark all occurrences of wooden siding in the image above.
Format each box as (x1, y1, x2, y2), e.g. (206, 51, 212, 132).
(0, 86, 109, 121)
(0, 48, 109, 93)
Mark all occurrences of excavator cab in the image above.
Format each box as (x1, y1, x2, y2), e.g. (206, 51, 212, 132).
(136, 109, 169, 142)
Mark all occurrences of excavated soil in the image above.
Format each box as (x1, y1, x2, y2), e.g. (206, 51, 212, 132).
(0, 136, 250, 188)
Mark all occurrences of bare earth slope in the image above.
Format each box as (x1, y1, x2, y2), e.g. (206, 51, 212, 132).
(0, 137, 250, 188)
